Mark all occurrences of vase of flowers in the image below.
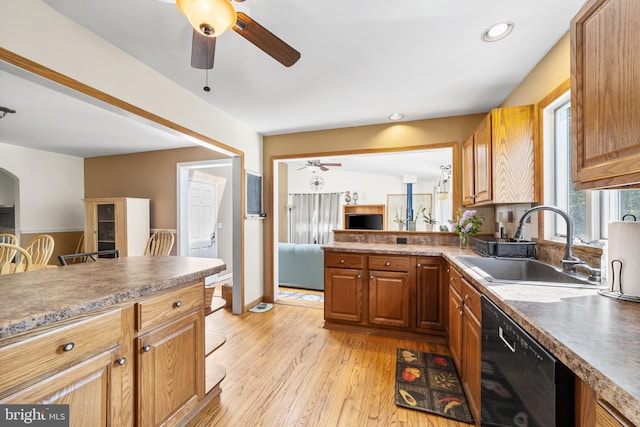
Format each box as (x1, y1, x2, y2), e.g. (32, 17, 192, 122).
(449, 209, 483, 249)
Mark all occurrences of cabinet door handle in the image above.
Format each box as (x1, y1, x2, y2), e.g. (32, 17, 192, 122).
(143, 345, 151, 353)
(385, 262, 391, 266)
(417, 263, 421, 268)
(174, 300, 182, 308)
(465, 294, 471, 300)
(62, 342, 75, 352)
(455, 305, 461, 310)
(117, 357, 126, 366)
(340, 259, 345, 264)
(357, 274, 361, 279)
(370, 276, 374, 279)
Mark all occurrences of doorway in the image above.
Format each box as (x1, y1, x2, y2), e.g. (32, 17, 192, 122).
(0, 168, 19, 238)
(177, 158, 243, 314)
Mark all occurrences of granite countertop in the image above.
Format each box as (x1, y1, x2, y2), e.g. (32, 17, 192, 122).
(0, 256, 226, 338)
(323, 241, 640, 425)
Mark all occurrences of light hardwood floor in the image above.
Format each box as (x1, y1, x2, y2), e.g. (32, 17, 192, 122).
(187, 303, 474, 427)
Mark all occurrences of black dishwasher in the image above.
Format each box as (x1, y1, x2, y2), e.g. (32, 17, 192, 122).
(481, 296, 574, 427)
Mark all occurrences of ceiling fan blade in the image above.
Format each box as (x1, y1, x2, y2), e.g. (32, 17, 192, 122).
(191, 30, 216, 69)
(321, 163, 342, 167)
(320, 166, 329, 172)
(296, 165, 309, 170)
(233, 12, 301, 67)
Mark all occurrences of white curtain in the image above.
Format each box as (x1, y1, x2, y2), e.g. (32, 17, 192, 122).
(290, 192, 341, 244)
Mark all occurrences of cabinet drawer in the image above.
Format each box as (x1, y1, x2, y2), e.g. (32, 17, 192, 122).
(136, 282, 203, 332)
(448, 266, 463, 294)
(368, 255, 411, 272)
(0, 309, 121, 395)
(325, 252, 364, 269)
(462, 279, 481, 319)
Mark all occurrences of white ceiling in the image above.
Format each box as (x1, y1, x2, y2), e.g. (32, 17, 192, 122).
(0, 0, 586, 168)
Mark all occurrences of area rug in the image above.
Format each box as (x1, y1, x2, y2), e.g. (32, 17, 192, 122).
(395, 349, 474, 424)
(278, 290, 324, 302)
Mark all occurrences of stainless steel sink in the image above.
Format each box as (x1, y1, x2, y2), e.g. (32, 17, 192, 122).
(457, 257, 603, 288)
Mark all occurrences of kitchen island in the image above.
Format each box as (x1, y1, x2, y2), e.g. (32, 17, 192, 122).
(323, 241, 640, 426)
(0, 255, 225, 427)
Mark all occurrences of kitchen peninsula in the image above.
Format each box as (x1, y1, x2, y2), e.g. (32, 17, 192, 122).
(323, 237, 640, 426)
(0, 256, 225, 427)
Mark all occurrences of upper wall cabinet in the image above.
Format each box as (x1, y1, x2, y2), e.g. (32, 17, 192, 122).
(462, 105, 536, 207)
(571, 0, 640, 190)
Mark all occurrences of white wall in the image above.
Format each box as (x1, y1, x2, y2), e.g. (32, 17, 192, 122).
(0, 0, 264, 307)
(0, 142, 84, 234)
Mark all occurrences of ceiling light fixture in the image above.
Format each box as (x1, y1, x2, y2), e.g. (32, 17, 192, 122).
(389, 113, 404, 121)
(0, 106, 16, 120)
(481, 22, 514, 42)
(176, 0, 237, 37)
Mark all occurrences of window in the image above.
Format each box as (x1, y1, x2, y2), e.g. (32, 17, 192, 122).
(544, 90, 640, 244)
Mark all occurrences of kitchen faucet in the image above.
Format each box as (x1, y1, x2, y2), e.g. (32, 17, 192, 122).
(513, 205, 601, 281)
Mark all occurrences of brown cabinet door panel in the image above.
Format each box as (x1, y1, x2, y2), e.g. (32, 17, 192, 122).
(368, 271, 410, 328)
(416, 258, 444, 330)
(137, 310, 204, 427)
(324, 268, 363, 322)
(473, 114, 492, 204)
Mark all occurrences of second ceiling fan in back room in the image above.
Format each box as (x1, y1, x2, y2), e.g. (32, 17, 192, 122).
(298, 160, 342, 172)
(170, 0, 301, 74)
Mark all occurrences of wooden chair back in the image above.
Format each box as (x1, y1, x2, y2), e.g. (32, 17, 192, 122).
(25, 234, 55, 265)
(0, 243, 32, 275)
(144, 230, 175, 256)
(0, 234, 18, 264)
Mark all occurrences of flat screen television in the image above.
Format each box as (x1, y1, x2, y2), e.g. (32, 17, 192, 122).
(346, 213, 383, 230)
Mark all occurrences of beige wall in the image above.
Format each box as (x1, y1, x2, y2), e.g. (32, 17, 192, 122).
(501, 32, 570, 107)
(262, 113, 487, 299)
(84, 147, 227, 229)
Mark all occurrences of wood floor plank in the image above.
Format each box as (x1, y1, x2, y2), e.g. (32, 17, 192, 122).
(186, 304, 474, 427)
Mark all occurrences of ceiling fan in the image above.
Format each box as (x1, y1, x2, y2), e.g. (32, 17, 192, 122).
(297, 160, 342, 172)
(169, 0, 301, 70)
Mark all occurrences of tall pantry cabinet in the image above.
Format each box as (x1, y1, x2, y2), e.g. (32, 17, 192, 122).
(84, 197, 150, 256)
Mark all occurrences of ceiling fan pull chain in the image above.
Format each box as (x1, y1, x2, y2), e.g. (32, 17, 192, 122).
(204, 70, 211, 92)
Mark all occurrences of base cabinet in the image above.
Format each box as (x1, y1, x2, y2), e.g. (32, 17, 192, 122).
(325, 267, 364, 323)
(324, 251, 445, 338)
(446, 265, 481, 423)
(137, 310, 204, 427)
(369, 270, 411, 328)
(1, 347, 123, 427)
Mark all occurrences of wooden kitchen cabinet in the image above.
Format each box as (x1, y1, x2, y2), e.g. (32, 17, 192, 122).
(570, 0, 640, 189)
(324, 251, 446, 340)
(445, 265, 481, 423)
(447, 266, 464, 371)
(0, 309, 125, 426)
(324, 252, 365, 323)
(461, 278, 482, 423)
(135, 283, 205, 427)
(462, 105, 536, 206)
(462, 114, 492, 206)
(368, 255, 412, 328)
(84, 197, 150, 257)
(415, 257, 446, 332)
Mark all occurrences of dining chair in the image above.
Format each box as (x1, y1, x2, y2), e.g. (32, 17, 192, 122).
(144, 230, 175, 256)
(24, 234, 55, 265)
(0, 233, 18, 263)
(0, 243, 32, 275)
(58, 249, 120, 266)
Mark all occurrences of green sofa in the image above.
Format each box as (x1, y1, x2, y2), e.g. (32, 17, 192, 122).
(278, 243, 324, 291)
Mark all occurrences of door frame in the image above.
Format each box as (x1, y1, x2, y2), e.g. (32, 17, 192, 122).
(177, 158, 243, 314)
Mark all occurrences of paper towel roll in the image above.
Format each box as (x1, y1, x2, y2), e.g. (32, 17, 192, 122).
(608, 221, 640, 297)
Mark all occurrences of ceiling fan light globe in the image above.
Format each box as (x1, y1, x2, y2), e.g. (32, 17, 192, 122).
(176, 0, 237, 37)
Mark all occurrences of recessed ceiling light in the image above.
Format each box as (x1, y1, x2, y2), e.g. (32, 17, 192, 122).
(482, 22, 514, 42)
(389, 113, 404, 121)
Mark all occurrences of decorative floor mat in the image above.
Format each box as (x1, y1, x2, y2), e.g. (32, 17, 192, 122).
(395, 349, 474, 424)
